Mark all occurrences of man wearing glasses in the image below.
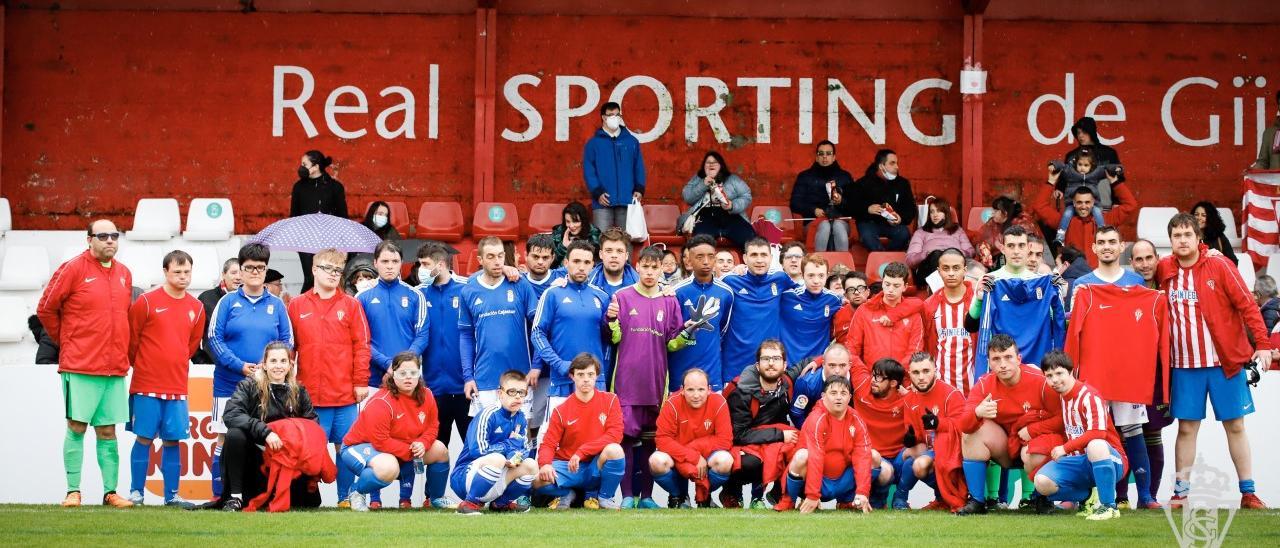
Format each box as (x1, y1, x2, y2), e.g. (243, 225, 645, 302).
(453, 370, 539, 514)
(831, 272, 869, 343)
(720, 340, 799, 509)
(38, 220, 135, 508)
(789, 140, 855, 252)
(288, 248, 372, 508)
(780, 242, 807, 286)
(206, 243, 294, 501)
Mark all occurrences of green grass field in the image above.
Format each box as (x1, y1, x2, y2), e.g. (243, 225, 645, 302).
(3, 505, 1278, 546)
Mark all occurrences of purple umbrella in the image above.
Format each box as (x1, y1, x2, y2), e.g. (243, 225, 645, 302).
(247, 213, 382, 253)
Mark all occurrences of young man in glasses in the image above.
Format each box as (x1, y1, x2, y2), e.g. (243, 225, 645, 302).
(206, 242, 294, 502)
(38, 219, 135, 508)
(454, 370, 539, 514)
(288, 248, 372, 508)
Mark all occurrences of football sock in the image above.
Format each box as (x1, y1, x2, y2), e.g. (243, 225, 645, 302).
(895, 456, 918, 504)
(130, 440, 151, 494)
(599, 458, 626, 501)
(708, 469, 730, 491)
(64, 428, 85, 492)
(985, 463, 1001, 500)
(635, 441, 655, 499)
(336, 448, 354, 501)
(494, 474, 534, 505)
(997, 469, 1010, 504)
(921, 473, 938, 491)
(1092, 460, 1117, 506)
(97, 438, 120, 493)
(399, 461, 415, 501)
(1174, 478, 1191, 497)
(355, 467, 392, 495)
(467, 465, 503, 503)
(1239, 479, 1256, 495)
(653, 470, 684, 499)
(211, 444, 223, 498)
(1145, 434, 1165, 498)
(161, 444, 180, 502)
(786, 473, 805, 502)
(963, 459, 988, 501)
(1019, 470, 1033, 502)
(426, 462, 449, 500)
(620, 441, 636, 498)
(1122, 433, 1152, 502)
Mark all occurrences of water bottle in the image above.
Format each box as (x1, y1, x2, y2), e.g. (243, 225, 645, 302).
(414, 457, 425, 475)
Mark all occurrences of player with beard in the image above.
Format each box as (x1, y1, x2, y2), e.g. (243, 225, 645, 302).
(902, 352, 967, 510)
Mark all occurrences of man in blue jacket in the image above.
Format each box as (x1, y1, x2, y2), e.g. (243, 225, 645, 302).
(415, 243, 470, 447)
(583, 101, 646, 231)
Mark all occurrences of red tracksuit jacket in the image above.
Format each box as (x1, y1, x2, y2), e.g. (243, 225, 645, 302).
(288, 290, 372, 407)
(844, 293, 923, 372)
(343, 388, 439, 462)
(904, 379, 968, 509)
(37, 250, 133, 376)
(538, 390, 624, 466)
(655, 392, 733, 474)
(800, 402, 873, 501)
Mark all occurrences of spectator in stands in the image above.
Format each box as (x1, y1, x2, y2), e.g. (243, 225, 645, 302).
(1046, 149, 1121, 244)
(290, 150, 348, 293)
(781, 241, 806, 284)
(660, 247, 683, 285)
(1251, 90, 1280, 170)
(28, 315, 58, 364)
(972, 196, 1039, 269)
(680, 151, 755, 250)
(1054, 245, 1092, 301)
(344, 259, 377, 296)
(583, 101, 646, 231)
(906, 198, 974, 288)
(1191, 201, 1239, 265)
(37, 219, 135, 508)
(1063, 117, 1125, 188)
(360, 201, 401, 241)
(1254, 275, 1280, 332)
(550, 201, 600, 268)
(194, 258, 241, 365)
(1032, 179, 1137, 268)
(850, 149, 915, 251)
(264, 269, 292, 305)
(790, 140, 855, 251)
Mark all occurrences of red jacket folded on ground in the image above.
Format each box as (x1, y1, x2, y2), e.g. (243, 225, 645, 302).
(1156, 245, 1271, 378)
(244, 417, 336, 513)
(288, 290, 372, 407)
(904, 380, 967, 509)
(730, 423, 798, 488)
(36, 250, 133, 376)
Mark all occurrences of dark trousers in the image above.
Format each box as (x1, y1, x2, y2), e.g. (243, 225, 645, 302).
(855, 220, 910, 251)
(434, 393, 473, 448)
(693, 215, 756, 252)
(299, 252, 315, 293)
(220, 426, 321, 508)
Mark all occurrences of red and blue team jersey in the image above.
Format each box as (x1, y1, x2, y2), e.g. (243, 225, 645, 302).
(1058, 381, 1126, 463)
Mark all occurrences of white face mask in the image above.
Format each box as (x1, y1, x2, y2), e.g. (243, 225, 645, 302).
(418, 266, 435, 283)
(604, 115, 623, 131)
(371, 214, 388, 228)
(355, 279, 377, 293)
(882, 170, 898, 181)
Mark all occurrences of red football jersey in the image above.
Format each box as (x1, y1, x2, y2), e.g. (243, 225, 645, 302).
(128, 288, 206, 397)
(1058, 381, 1126, 460)
(960, 365, 1061, 435)
(343, 388, 440, 462)
(655, 392, 732, 467)
(800, 402, 873, 500)
(1065, 284, 1169, 404)
(904, 379, 966, 448)
(851, 370, 908, 458)
(538, 390, 624, 466)
(923, 287, 977, 394)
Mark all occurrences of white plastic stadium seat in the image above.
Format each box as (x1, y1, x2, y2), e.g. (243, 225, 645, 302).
(1266, 255, 1280, 282)
(0, 198, 11, 233)
(0, 246, 51, 290)
(185, 245, 221, 291)
(1137, 207, 1179, 248)
(184, 198, 234, 241)
(115, 243, 163, 289)
(1237, 253, 1256, 291)
(0, 296, 26, 342)
(128, 198, 181, 241)
(1219, 207, 1242, 248)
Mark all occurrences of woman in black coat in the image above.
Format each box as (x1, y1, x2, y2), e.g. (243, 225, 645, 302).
(290, 150, 348, 292)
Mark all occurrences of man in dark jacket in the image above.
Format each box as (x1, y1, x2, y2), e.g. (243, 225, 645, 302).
(290, 150, 348, 292)
(850, 149, 915, 251)
(720, 340, 798, 509)
(193, 258, 240, 364)
(790, 140, 856, 251)
(583, 102, 646, 232)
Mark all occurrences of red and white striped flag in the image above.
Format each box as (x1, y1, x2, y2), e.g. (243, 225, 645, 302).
(1244, 170, 1280, 268)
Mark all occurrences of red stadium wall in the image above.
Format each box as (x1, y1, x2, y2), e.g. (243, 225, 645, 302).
(1, 8, 1277, 233)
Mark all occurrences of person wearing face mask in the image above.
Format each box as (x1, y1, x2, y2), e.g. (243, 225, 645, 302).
(583, 102, 646, 232)
(360, 201, 401, 242)
(289, 150, 349, 293)
(415, 244, 473, 452)
(850, 149, 916, 252)
(1252, 90, 1280, 170)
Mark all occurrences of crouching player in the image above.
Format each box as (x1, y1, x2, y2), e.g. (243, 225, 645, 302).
(650, 368, 733, 508)
(340, 352, 451, 511)
(453, 370, 539, 514)
(902, 352, 968, 510)
(534, 354, 626, 509)
(780, 377, 873, 513)
(1035, 351, 1129, 521)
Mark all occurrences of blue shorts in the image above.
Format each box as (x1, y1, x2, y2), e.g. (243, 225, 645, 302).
(1036, 448, 1125, 502)
(1170, 367, 1255, 421)
(315, 405, 359, 444)
(127, 395, 189, 441)
(820, 468, 857, 502)
(551, 458, 602, 491)
(340, 443, 404, 477)
(450, 461, 511, 502)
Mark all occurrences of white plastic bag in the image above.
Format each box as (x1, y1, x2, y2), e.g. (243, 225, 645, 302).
(626, 201, 649, 242)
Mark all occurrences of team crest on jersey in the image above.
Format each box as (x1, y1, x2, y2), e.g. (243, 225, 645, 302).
(1022, 401, 1032, 413)
(507, 289, 515, 302)
(656, 310, 664, 322)
(362, 446, 373, 456)
(824, 305, 830, 317)
(599, 412, 608, 425)
(931, 405, 940, 415)
(594, 297, 602, 309)
(452, 296, 460, 309)
(401, 296, 410, 308)
(891, 406, 901, 417)
(418, 412, 426, 422)
(848, 425, 858, 437)
(1135, 309, 1143, 322)
(1035, 287, 1043, 300)
(188, 310, 196, 323)
(267, 304, 275, 315)
(771, 283, 778, 296)
(119, 277, 126, 288)
(1207, 280, 1215, 290)
(337, 310, 345, 321)
(793, 395, 809, 409)
(703, 419, 712, 430)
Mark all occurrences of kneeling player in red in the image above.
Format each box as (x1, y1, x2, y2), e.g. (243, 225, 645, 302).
(340, 352, 450, 511)
(534, 354, 626, 509)
(779, 376, 872, 513)
(957, 334, 1062, 515)
(651, 368, 734, 508)
(1034, 351, 1129, 521)
(902, 352, 968, 511)
(453, 370, 539, 514)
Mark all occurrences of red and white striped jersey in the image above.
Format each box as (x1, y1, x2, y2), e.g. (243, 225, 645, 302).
(1167, 266, 1220, 369)
(1059, 381, 1125, 458)
(924, 288, 976, 394)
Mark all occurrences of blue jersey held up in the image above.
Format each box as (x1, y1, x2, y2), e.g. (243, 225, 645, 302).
(975, 276, 1065, 376)
(779, 288, 844, 366)
(668, 276, 735, 391)
(207, 288, 293, 397)
(531, 280, 611, 397)
(459, 276, 538, 391)
(720, 270, 799, 385)
(455, 403, 530, 471)
(357, 278, 430, 387)
(420, 273, 469, 396)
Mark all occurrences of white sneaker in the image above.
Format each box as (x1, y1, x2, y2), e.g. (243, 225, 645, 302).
(597, 496, 620, 510)
(349, 491, 369, 512)
(127, 490, 145, 505)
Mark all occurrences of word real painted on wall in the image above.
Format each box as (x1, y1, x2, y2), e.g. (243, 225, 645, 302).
(1028, 73, 1274, 148)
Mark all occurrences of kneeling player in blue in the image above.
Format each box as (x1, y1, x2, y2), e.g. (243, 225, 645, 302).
(779, 377, 873, 513)
(340, 352, 451, 511)
(532, 354, 626, 509)
(453, 370, 540, 514)
(1034, 351, 1128, 520)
